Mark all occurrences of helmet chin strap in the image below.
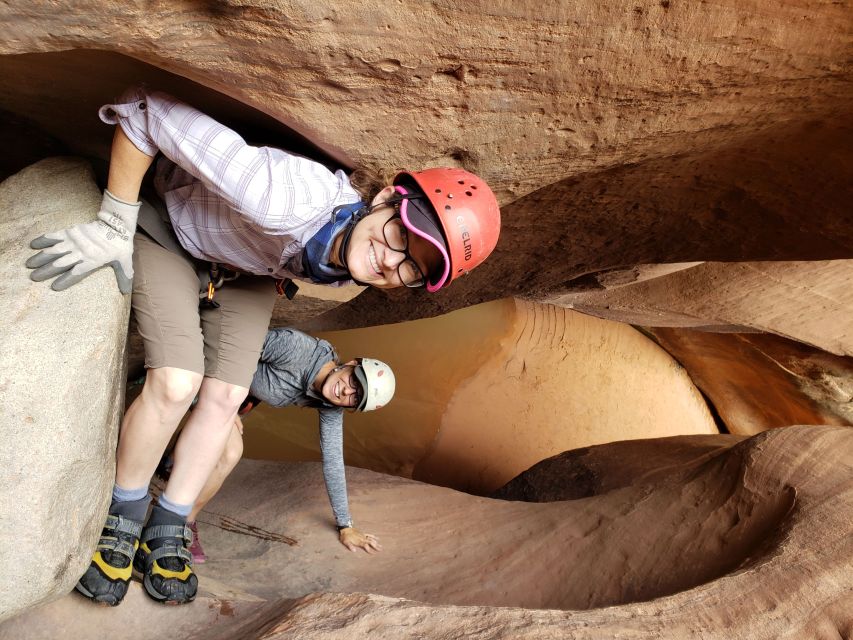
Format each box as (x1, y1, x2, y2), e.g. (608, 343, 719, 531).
(334, 202, 371, 276)
(336, 217, 359, 273)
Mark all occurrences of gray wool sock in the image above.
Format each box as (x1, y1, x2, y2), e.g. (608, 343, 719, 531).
(109, 483, 151, 522)
(108, 495, 151, 523)
(157, 492, 193, 518)
(112, 483, 149, 503)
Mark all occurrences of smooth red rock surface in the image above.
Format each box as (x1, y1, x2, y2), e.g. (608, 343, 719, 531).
(2, 3, 851, 636)
(552, 261, 853, 357)
(2, 426, 850, 639)
(650, 328, 853, 435)
(1, 2, 850, 327)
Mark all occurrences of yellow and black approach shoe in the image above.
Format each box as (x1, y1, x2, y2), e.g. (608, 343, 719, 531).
(75, 514, 143, 606)
(134, 523, 198, 604)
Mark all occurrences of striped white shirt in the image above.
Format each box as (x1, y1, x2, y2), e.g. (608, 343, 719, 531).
(99, 87, 361, 280)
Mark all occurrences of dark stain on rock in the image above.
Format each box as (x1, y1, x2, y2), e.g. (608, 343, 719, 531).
(53, 553, 73, 581)
(219, 600, 235, 617)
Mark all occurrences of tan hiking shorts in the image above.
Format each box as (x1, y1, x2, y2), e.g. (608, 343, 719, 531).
(131, 232, 277, 388)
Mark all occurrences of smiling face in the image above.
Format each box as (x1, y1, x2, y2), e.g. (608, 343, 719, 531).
(343, 187, 443, 289)
(319, 360, 362, 408)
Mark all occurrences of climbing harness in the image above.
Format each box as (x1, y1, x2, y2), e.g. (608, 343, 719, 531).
(197, 263, 241, 310)
(238, 394, 262, 416)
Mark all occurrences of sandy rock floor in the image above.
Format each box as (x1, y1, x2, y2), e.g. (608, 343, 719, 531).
(2, 425, 850, 639)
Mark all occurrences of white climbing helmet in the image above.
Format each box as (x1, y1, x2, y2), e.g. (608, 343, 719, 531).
(353, 358, 396, 412)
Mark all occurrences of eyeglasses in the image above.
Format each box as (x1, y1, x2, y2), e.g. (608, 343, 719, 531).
(383, 210, 427, 288)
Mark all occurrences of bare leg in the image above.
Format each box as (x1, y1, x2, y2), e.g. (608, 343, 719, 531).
(164, 377, 247, 506)
(115, 366, 202, 489)
(188, 419, 244, 522)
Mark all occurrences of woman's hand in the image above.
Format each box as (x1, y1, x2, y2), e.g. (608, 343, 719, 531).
(339, 527, 382, 554)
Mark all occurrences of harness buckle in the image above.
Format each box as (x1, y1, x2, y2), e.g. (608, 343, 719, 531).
(275, 278, 299, 300)
(199, 279, 220, 310)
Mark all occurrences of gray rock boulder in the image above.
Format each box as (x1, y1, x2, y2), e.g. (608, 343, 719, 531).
(0, 158, 130, 621)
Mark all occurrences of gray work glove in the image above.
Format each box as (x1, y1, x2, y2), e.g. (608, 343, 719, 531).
(26, 190, 141, 294)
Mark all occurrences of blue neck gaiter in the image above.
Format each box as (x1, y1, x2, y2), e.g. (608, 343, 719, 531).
(301, 201, 365, 284)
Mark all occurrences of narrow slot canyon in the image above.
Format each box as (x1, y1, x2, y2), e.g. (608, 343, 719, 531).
(1, 7, 851, 639)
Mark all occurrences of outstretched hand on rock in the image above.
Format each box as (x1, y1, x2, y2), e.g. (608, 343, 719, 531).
(339, 527, 382, 554)
(26, 190, 140, 294)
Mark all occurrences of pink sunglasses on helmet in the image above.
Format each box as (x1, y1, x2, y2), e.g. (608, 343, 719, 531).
(394, 185, 450, 292)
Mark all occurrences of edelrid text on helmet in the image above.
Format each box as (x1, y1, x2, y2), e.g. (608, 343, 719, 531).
(456, 215, 473, 263)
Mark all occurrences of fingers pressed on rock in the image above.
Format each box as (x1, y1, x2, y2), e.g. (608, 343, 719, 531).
(114, 273, 133, 294)
(51, 266, 90, 291)
(25, 250, 65, 269)
(110, 262, 133, 294)
(30, 235, 62, 250)
(51, 252, 83, 269)
(30, 260, 76, 282)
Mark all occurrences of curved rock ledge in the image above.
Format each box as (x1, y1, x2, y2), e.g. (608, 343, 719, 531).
(2, 426, 850, 638)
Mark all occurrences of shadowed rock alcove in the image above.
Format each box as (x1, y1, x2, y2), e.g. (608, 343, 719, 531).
(0, 49, 350, 182)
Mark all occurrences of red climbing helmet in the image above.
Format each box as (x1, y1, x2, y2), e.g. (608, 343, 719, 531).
(394, 167, 500, 292)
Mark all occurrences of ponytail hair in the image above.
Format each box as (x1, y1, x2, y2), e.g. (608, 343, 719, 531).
(348, 165, 398, 204)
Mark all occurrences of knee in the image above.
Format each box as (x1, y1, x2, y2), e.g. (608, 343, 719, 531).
(197, 382, 248, 416)
(222, 435, 244, 469)
(145, 367, 203, 408)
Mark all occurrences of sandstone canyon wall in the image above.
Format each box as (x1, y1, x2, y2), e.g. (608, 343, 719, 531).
(650, 328, 853, 435)
(1, 1, 851, 637)
(0, 0, 850, 327)
(1, 427, 850, 639)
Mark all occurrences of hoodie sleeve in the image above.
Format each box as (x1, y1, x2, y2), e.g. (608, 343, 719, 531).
(317, 407, 352, 528)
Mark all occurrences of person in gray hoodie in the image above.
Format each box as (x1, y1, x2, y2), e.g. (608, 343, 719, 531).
(182, 327, 395, 562)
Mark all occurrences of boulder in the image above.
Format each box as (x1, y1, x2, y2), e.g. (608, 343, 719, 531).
(0, 158, 130, 621)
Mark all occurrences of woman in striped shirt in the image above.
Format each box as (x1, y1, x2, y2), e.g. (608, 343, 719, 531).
(26, 86, 500, 606)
